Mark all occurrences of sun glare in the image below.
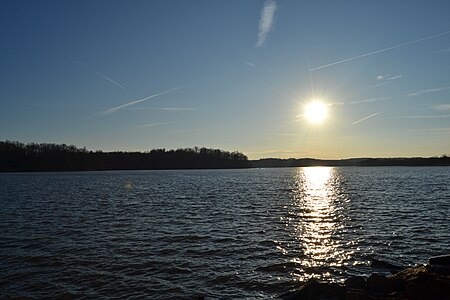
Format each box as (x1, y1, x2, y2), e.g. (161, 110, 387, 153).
(304, 101, 328, 124)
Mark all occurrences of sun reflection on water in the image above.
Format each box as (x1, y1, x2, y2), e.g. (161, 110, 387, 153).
(290, 167, 353, 282)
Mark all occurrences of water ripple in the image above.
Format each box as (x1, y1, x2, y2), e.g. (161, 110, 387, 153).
(0, 167, 449, 298)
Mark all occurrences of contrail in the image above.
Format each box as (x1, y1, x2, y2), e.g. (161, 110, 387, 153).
(96, 72, 235, 117)
(135, 121, 179, 129)
(75, 60, 126, 90)
(350, 112, 381, 125)
(433, 104, 450, 111)
(407, 86, 450, 97)
(256, 0, 277, 47)
(126, 107, 198, 111)
(96, 87, 180, 117)
(349, 97, 390, 104)
(401, 114, 450, 119)
(310, 30, 450, 71)
(166, 128, 205, 135)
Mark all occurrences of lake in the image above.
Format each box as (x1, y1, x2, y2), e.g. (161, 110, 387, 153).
(1, 167, 449, 299)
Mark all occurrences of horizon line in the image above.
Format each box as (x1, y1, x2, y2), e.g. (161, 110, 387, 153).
(0, 139, 447, 162)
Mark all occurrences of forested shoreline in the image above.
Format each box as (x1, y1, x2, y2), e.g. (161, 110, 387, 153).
(1, 140, 449, 172)
(251, 156, 450, 167)
(0, 141, 249, 172)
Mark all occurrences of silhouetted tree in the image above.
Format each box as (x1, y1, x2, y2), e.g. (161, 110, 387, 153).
(0, 141, 250, 172)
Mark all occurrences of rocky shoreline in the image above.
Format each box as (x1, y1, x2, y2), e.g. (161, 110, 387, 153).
(279, 255, 450, 300)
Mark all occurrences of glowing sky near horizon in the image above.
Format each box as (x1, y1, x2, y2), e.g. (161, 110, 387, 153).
(1, 1, 450, 159)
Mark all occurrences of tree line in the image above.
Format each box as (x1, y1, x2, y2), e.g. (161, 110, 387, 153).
(251, 156, 450, 168)
(0, 141, 250, 172)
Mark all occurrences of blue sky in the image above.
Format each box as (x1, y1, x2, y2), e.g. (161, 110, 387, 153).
(1, 0, 450, 159)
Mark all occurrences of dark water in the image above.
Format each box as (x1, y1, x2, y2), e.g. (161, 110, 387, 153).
(1, 167, 449, 299)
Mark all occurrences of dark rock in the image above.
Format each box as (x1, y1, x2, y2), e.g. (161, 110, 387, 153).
(344, 276, 366, 290)
(346, 289, 410, 300)
(390, 265, 450, 300)
(280, 261, 450, 300)
(386, 276, 405, 294)
(387, 291, 408, 299)
(429, 254, 450, 266)
(279, 279, 345, 300)
(345, 290, 373, 300)
(429, 264, 450, 275)
(370, 257, 403, 273)
(346, 288, 408, 300)
(366, 273, 388, 295)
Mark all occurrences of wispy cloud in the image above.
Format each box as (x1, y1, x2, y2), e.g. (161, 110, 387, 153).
(310, 30, 450, 71)
(350, 112, 381, 125)
(401, 114, 450, 119)
(330, 97, 390, 106)
(387, 74, 403, 80)
(126, 107, 198, 111)
(75, 60, 126, 90)
(409, 127, 450, 134)
(244, 149, 297, 155)
(135, 121, 179, 129)
(433, 104, 450, 111)
(256, 0, 277, 47)
(96, 87, 179, 117)
(166, 128, 205, 135)
(0, 100, 102, 110)
(362, 81, 392, 91)
(349, 97, 390, 105)
(96, 73, 234, 117)
(377, 74, 403, 81)
(329, 102, 345, 106)
(244, 62, 256, 67)
(407, 86, 450, 97)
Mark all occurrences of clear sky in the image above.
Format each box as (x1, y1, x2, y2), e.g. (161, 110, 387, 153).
(1, 0, 450, 159)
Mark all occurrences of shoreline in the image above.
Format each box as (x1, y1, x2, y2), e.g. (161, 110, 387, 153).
(1, 164, 450, 174)
(278, 255, 450, 300)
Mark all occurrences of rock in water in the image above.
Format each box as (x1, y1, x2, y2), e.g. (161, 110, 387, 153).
(389, 265, 450, 300)
(370, 256, 403, 273)
(279, 258, 450, 300)
(279, 279, 345, 300)
(344, 276, 366, 290)
(366, 273, 388, 295)
(429, 254, 450, 266)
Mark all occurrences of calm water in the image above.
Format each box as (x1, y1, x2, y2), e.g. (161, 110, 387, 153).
(1, 167, 449, 299)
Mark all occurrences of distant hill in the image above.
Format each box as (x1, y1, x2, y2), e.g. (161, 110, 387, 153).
(251, 156, 450, 168)
(0, 141, 249, 172)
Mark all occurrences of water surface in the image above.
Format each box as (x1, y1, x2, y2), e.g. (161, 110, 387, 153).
(1, 167, 449, 299)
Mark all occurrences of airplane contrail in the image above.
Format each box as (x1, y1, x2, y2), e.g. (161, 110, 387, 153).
(256, 0, 277, 47)
(75, 60, 126, 90)
(350, 112, 381, 125)
(310, 30, 450, 71)
(96, 72, 235, 117)
(407, 86, 450, 97)
(97, 88, 179, 117)
(135, 121, 179, 129)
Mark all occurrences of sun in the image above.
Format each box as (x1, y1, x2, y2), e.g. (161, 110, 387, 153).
(304, 101, 328, 124)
